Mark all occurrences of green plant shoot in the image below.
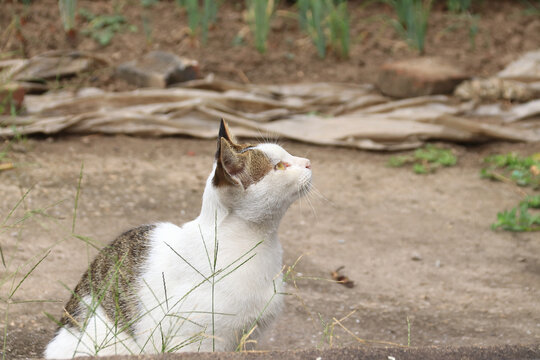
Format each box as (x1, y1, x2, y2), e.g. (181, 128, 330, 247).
(247, 0, 275, 54)
(388, 144, 457, 174)
(58, 0, 77, 32)
(299, 0, 350, 58)
(481, 153, 540, 189)
(384, 0, 432, 54)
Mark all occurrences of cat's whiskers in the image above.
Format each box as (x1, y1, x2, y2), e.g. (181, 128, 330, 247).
(308, 184, 331, 205)
(296, 182, 318, 220)
(254, 129, 281, 146)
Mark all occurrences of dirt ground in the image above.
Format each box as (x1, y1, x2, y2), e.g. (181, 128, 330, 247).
(1, 135, 539, 358)
(2, 1, 540, 90)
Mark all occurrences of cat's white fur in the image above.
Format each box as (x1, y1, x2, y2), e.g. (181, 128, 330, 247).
(45, 143, 311, 358)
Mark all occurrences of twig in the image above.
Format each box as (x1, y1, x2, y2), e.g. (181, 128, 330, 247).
(332, 315, 406, 348)
(488, 172, 528, 197)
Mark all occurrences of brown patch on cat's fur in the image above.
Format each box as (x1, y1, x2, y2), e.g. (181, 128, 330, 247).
(214, 138, 272, 189)
(61, 225, 155, 335)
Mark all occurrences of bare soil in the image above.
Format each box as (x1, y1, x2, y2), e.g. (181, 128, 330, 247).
(1, 136, 539, 358)
(2, 1, 540, 90)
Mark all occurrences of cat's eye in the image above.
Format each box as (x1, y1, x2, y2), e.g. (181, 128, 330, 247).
(274, 161, 289, 170)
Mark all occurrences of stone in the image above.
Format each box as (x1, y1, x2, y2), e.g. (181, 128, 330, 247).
(115, 51, 199, 88)
(377, 57, 469, 98)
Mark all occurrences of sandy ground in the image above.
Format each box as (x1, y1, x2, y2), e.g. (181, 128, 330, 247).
(1, 135, 539, 358)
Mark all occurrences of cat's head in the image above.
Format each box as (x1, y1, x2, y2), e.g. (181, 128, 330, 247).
(210, 120, 312, 222)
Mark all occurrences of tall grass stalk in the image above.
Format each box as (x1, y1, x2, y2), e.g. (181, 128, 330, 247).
(176, 0, 220, 43)
(298, 0, 350, 58)
(384, 0, 432, 54)
(447, 0, 471, 12)
(328, 1, 350, 58)
(247, 0, 275, 54)
(58, 0, 77, 32)
(202, 0, 219, 42)
(1, 188, 60, 360)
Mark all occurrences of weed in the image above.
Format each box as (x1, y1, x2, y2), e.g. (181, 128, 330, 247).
(481, 153, 540, 189)
(388, 144, 457, 174)
(447, 0, 471, 12)
(1, 187, 60, 360)
(383, 0, 432, 54)
(522, 0, 540, 15)
(141, 13, 153, 44)
(176, 0, 220, 43)
(317, 313, 335, 347)
(79, 8, 137, 46)
(467, 13, 479, 50)
(298, 0, 350, 58)
(247, 0, 275, 54)
(522, 194, 540, 208)
(492, 200, 540, 232)
(328, 1, 350, 58)
(141, 0, 160, 7)
(58, 0, 77, 32)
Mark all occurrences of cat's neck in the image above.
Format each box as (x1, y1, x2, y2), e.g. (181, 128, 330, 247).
(198, 179, 230, 227)
(197, 171, 284, 239)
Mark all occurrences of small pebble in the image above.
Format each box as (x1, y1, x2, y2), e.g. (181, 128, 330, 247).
(337, 239, 346, 244)
(411, 253, 422, 261)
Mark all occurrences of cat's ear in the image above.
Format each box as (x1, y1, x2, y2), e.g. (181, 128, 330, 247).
(219, 119, 235, 142)
(213, 137, 246, 188)
(215, 119, 236, 160)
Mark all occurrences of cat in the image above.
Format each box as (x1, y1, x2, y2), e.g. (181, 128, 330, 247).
(44, 120, 312, 358)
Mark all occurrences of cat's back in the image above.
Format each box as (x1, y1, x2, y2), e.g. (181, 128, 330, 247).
(61, 224, 157, 327)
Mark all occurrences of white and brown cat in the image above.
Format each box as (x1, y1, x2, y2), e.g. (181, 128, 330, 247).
(45, 120, 312, 358)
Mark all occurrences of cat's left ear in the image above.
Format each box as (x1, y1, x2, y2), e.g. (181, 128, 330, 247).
(213, 137, 247, 188)
(215, 119, 236, 159)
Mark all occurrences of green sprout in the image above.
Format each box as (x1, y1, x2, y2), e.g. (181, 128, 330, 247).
(492, 197, 540, 232)
(388, 144, 457, 174)
(481, 153, 540, 189)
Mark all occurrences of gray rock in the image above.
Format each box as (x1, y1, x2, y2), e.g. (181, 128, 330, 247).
(377, 58, 469, 98)
(116, 51, 199, 88)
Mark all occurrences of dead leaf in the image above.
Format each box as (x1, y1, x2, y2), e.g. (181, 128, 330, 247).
(0, 162, 14, 171)
(331, 266, 354, 288)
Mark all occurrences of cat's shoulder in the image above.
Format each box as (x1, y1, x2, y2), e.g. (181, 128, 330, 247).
(112, 222, 186, 245)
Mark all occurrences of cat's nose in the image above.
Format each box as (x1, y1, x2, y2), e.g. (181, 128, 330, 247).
(305, 160, 311, 169)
